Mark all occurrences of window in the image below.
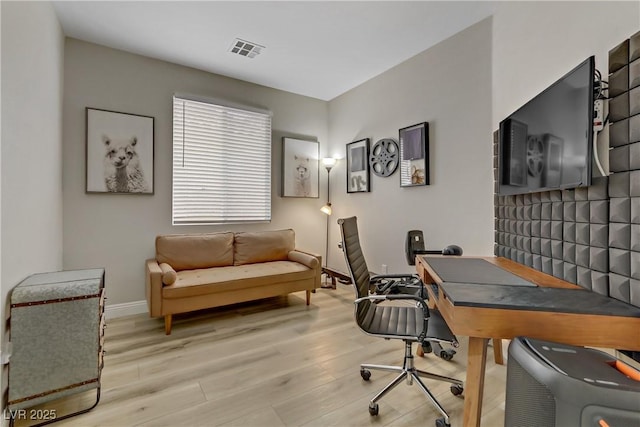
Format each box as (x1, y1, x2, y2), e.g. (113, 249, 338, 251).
(172, 96, 272, 225)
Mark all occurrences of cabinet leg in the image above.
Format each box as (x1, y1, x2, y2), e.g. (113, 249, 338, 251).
(165, 314, 172, 335)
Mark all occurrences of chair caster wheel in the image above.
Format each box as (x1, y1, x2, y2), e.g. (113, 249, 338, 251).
(421, 342, 433, 354)
(368, 403, 379, 416)
(439, 349, 456, 361)
(450, 384, 464, 396)
(435, 417, 450, 427)
(361, 369, 371, 381)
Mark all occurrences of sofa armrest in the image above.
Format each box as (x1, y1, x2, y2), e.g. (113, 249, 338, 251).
(289, 249, 322, 289)
(159, 263, 177, 285)
(146, 259, 163, 317)
(288, 250, 320, 269)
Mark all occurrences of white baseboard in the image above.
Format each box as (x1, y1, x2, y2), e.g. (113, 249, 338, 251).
(104, 300, 148, 320)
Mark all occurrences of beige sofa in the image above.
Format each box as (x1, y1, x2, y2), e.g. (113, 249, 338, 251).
(146, 229, 321, 334)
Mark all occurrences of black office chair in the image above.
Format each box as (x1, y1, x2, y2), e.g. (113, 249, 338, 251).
(338, 216, 463, 427)
(368, 230, 463, 361)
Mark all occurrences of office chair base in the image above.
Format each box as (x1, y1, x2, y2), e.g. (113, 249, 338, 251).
(360, 341, 463, 424)
(368, 403, 379, 416)
(425, 341, 456, 361)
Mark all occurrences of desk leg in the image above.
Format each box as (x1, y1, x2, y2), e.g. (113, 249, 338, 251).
(463, 337, 488, 427)
(492, 338, 504, 365)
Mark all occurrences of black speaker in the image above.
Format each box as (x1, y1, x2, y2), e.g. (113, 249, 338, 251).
(505, 337, 640, 427)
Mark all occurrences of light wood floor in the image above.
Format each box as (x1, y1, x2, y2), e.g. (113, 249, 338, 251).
(17, 285, 508, 427)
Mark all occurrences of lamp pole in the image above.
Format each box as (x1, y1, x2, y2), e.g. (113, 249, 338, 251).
(324, 165, 332, 266)
(320, 158, 336, 288)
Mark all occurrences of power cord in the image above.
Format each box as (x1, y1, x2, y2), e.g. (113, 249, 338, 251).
(592, 68, 608, 177)
(593, 130, 607, 177)
(594, 69, 609, 100)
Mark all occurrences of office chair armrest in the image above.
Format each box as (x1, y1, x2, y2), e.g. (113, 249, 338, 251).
(354, 295, 390, 304)
(354, 294, 430, 314)
(370, 273, 419, 281)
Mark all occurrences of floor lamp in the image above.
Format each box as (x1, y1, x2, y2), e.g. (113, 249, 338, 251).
(320, 157, 336, 288)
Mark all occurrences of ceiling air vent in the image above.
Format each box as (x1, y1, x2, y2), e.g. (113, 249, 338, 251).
(228, 38, 264, 59)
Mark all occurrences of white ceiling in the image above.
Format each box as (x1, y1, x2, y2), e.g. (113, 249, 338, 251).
(52, 1, 495, 101)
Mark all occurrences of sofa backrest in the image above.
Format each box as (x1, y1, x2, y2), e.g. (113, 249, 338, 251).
(156, 232, 234, 271)
(234, 229, 295, 266)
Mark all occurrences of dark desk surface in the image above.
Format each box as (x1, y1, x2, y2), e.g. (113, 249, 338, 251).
(439, 282, 640, 317)
(424, 257, 640, 318)
(425, 257, 536, 286)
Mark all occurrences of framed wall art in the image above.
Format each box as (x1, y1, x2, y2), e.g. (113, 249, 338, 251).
(281, 137, 319, 198)
(399, 122, 429, 187)
(86, 107, 154, 194)
(346, 138, 370, 193)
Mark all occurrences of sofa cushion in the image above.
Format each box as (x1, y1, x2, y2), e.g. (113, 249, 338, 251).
(162, 260, 314, 299)
(156, 232, 234, 271)
(234, 229, 295, 266)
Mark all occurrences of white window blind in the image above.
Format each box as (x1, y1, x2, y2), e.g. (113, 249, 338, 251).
(172, 96, 272, 225)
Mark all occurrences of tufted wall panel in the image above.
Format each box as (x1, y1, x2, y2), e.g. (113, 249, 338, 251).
(608, 32, 640, 309)
(493, 151, 610, 296)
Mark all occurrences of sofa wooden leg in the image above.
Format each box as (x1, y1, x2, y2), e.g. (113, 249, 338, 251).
(306, 290, 311, 305)
(165, 314, 172, 335)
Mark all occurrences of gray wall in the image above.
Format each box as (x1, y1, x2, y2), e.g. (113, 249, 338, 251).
(326, 19, 494, 274)
(1, 0, 65, 408)
(492, 1, 639, 125)
(62, 39, 329, 306)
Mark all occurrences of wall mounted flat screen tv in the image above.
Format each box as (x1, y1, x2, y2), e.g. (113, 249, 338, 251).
(498, 56, 595, 196)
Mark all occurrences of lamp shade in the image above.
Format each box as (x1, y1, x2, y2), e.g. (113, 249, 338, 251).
(320, 203, 332, 215)
(322, 157, 337, 170)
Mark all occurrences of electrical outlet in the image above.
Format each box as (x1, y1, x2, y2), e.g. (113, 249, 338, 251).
(381, 264, 388, 274)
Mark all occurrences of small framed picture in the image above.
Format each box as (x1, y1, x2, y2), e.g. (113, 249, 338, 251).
(282, 137, 319, 198)
(346, 138, 370, 193)
(86, 108, 154, 194)
(399, 122, 429, 187)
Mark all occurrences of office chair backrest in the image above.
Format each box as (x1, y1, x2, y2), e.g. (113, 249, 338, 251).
(337, 217, 373, 320)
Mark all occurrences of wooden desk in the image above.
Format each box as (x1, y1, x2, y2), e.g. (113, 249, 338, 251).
(416, 256, 640, 427)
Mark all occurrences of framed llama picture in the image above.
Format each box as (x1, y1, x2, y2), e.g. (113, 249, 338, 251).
(281, 137, 319, 198)
(399, 122, 429, 187)
(86, 108, 154, 194)
(346, 138, 370, 193)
